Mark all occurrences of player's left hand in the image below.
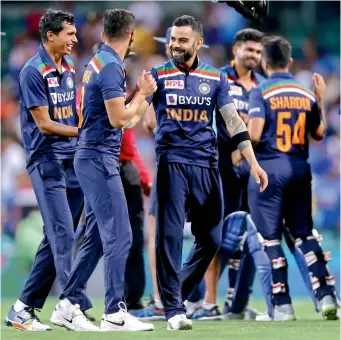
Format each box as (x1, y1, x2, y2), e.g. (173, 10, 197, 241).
(250, 163, 268, 192)
(231, 149, 243, 166)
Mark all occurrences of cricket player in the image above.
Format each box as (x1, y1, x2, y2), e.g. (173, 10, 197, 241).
(5, 9, 93, 332)
(50, 9, 156, 331)
(192, 28, 266, 320)
(147, 15, 268, 330)
(247, 35, 339, 321)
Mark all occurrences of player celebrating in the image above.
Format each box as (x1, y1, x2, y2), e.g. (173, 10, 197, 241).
(147, 15, 268, 330)
(5, 9, 93, 332)
(50, 9, 156, 331)
(247, 36, 339, 321)
(191, 28, 265, 320)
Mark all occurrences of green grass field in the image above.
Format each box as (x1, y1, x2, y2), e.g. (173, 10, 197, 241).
(1, 299, 339, 340)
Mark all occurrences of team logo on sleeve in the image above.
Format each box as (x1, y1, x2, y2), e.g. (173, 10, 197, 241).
(66, 76, 74, 89)
(166, 94, 177, 105)
(198, 82, 211, 94)
(165, 80, 184, 89)
(47, 77, 59, 87)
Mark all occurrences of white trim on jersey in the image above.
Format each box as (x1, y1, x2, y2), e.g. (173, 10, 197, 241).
(263, 87, 316, 102)
(89, 60, 100, 74)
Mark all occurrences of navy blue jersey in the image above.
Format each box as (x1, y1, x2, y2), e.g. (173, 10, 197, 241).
(248, 72, 321, 160)
(76, 44, 126, 160)
(216, 64, 265, 152)
(148, 58, 234, 168)
(20, 45, 77, 170)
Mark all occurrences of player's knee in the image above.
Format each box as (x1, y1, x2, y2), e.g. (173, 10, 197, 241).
(55, 229, 75, 254)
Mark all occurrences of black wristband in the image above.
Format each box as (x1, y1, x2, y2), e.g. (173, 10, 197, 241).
(232, 131, 250, 146)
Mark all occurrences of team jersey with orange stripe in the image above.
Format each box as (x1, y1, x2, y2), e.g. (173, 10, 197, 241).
(76, 44, 126, 159)
(248, 72, 321, 160)
(147, 58, 234, 167)
(19, 45, 77, 170)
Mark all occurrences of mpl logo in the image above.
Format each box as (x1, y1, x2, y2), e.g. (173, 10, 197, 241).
(165, 80, 184, 89)
(47, 77, 59, 88)
(166, 94, 177, 105)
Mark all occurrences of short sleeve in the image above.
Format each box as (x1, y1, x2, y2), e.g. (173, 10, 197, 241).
(98, 62, 125, 100)
(145, 68, 158, 105)
(248, 87, 266, 119)
(20, 66, 48, 109)
(216, 73, 234, 110)
(308, 100, 321, 132)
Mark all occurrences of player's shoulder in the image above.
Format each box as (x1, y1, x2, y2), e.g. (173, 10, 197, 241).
(260, 76, 315, 100)
(254, 71, 266, 84)
(21, 52, 46, 78)
(153, 60, 178, 79)
(196, 62, 221, 80)
(89, 50, 123, 75)
(220, 64, 234, 76)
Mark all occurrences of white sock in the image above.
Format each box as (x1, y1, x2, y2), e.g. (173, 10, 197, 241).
(13, 299, 29, 312)
(154, 298, 163, 309)
(202, 301, 216, 310)
(59, 298, 72, 309)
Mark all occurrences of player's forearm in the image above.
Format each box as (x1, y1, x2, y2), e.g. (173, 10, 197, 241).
(123, 95, 150, 130)
(317, 98, 327, 131)
(39, 120, 78, 137)
(220, 103, 259, 167)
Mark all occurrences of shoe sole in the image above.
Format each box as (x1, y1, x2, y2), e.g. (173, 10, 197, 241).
(194, 315, 222, 321)
(167, 323, 193, 330)
(5, 318, 52, 332)
(322, 307, 338, 320)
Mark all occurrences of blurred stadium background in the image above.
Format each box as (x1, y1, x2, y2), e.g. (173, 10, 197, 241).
(1, 1, 340, 302)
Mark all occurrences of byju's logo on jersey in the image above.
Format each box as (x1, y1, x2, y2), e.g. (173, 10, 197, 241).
(165, 80, 184, 89)
(166, 94, 177, 105)
(50, 91, 75, 105)
(47, 77, 59, 88)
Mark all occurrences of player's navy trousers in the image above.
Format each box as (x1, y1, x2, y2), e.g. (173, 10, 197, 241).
(155, 162, 223, 320)
(248, 156, 334, 304)
(61, 157, 132, 314)
(20, 159, 91, 310)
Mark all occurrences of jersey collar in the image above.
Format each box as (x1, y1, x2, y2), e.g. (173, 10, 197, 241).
(172, 55, 201, 74)
(229, 60, 258, 85)
(100, 44, 124, 67)
(269, 72, 294, 79)
(39, 44, 72, 74)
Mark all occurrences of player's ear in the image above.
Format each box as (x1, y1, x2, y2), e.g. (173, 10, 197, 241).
(101, 32, 105, 43)
(47, 31, 54, 42)
(288, 57, 293, 68)
(232, 44, 239, 57)
(196, 37, 203, 51)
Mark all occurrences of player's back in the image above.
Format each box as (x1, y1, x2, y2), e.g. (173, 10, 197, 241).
(249, 72, 320, 162)
(150, 59, 226, 168)
(76, 45, 125, 160)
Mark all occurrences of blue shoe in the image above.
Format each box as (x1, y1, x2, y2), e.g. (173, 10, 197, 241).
(129, 303, 165, 321)
(5, 306, 52, 331)
(191, 306, 222, 321)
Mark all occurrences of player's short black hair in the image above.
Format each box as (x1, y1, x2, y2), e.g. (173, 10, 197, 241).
(172, 15, 203, 36)
(262, 35, 292, 69)
(233, 28, 264, 45)
(39, 8, 75, 43)
(103, 9, 135, 39)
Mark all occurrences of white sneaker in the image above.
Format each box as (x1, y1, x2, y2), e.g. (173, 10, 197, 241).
(167, 314, 192, 331)
(5, 306, 52, 331)
(50, 300, 99, 331)
(101, 302, 154, 332)
(184, 299, 202, 318)
(256, 304, 296, 321)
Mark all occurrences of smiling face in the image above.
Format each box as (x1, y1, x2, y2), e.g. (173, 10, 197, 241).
(169, 26, 202, 64)
(48, 22, 78, 56)
(233, 40, 263, 70)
